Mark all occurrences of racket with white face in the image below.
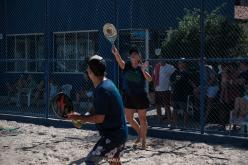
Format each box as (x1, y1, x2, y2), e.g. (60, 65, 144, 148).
(103, 23, 117, 46)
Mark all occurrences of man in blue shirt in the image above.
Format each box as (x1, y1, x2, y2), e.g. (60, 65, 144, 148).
(68, 55, 128, 165)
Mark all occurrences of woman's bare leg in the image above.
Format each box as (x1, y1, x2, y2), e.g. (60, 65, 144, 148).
(137, 109, 148, 149)
(125, 108, 141, 144)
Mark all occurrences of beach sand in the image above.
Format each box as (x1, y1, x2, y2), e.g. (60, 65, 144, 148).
(0, 120, 247, 165)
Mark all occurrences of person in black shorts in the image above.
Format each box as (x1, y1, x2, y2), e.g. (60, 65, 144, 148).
(170, 60, 193, 128)
(153, 60, 175, 123)
(112, 47, 152, 149)
(68, 55, 128, 165)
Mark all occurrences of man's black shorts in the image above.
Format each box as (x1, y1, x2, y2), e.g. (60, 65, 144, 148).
(85, 136, 125, 165)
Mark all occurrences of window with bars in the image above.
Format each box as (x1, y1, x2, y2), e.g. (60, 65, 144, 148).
(53, 31, 99, 73)
(6, 34, 45, 72)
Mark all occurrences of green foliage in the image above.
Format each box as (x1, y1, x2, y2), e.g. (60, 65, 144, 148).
(162, 6, 246, 58)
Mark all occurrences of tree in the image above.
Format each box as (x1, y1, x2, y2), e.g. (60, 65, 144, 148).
(161, 6, 246, 59)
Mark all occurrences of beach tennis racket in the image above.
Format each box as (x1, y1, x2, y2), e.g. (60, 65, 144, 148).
(51, 92, 83, 128)
(103, 23, 117, 46)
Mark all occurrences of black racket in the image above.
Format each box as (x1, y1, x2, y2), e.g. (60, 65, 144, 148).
(51, 92, 83, 128)
(51, 92, 74, 119)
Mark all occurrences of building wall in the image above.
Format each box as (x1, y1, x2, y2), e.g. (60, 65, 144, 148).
(3, 0, 235, 33)
(0, 0, 5, 61)
(1, 0, 234, 58)
(0, 0, 235, 94)
(0, 0, 4, 32)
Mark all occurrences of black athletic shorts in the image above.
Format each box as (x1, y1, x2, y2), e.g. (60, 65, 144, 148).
(123, 92, 150, 109)
(155, 91, 171, 106)
(85, 136, 125, 165)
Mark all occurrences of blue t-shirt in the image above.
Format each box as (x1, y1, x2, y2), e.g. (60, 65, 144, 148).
(93, 79, 128, 142)
(122, 61, 146, 95)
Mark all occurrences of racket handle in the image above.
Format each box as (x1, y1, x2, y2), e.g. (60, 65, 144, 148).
(111, 43, 116, 49)
(72, 120, 83, 129)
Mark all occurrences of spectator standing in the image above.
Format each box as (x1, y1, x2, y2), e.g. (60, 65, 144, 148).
(153, 59, 176, 125)
(219, 63, 241, 128)
(171, 59, 193, 128)
(205, 65, 219, 122)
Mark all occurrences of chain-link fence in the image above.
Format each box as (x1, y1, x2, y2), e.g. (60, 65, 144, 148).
(0, 0, 248, 137)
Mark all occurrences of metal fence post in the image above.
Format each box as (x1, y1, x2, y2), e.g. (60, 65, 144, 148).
(44, 0, 50, 121)
(145, 29, 149, 93)
(114, 0, 119, 86)
(3, 0, 7, 63)
(200, 0, 206, 134)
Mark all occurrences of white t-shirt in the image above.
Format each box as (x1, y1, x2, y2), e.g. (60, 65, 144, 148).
(154, 64, 176, 91)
